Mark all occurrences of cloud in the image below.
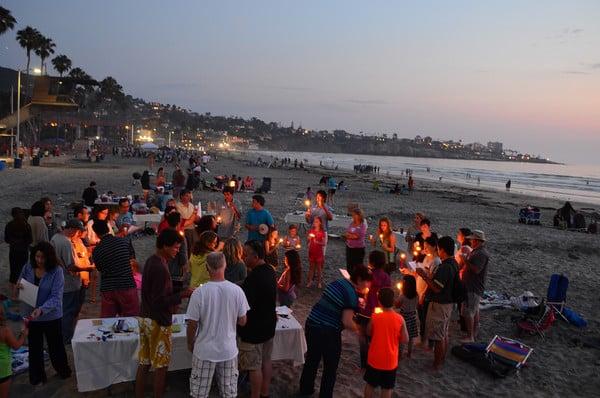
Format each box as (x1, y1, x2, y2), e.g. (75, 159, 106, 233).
(266, 85, 311, 92)
(344, 99, 390, 105)
(562, 70, 590, 75)
(546, 28, 584, 41)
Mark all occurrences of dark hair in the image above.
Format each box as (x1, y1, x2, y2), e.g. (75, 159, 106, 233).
(437, 236, 455, 256)
(402, 275, 417, 299)
(424, 235, 438, 247)
(92, 219, 110, 236)
(93, 204, 108, 216)
(157, 228, 184, 249)
(195, 215, 217, 234)
(350, 265, 372, 283)
(223, 186, 234, 195)
(252, 195, 265, 207)
(90, 181, 96, 186)
(180, 189, 191, 198)
(459, 228, 472, 247)
(288, 224, 298, 231)
(378, 287, 395, 308)
(420, 218, 431, 227)
(30, 201, 45, 217)
(11, 207, 24, 219)
(284, 250, 302, 286)
(192, 231, 218, 255)
(368, 250, 386, 270)
(73, 206, 87, 218)
(244, 240, 265, 260)
(166, 212, 181, 228)
(118, 198, 130, 206)
(31, 241, 59, 271)
(316, 190, 327, 200)
(164, 205, 177, 215)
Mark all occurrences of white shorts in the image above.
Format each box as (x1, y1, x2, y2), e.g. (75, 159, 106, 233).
(189, 356, 238, 398)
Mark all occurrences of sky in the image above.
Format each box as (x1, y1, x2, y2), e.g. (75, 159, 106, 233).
(2, 0, 600, 164)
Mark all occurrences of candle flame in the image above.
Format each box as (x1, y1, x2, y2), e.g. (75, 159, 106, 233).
(396, 282, 403, 290)
(413, 251, 418, 256)
(304, 199, 311, 207)
(374, 307, 383, 314)
(400, 253, 406, 259)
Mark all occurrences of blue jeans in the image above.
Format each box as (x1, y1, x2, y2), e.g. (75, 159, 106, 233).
(62, 290, 81, 344)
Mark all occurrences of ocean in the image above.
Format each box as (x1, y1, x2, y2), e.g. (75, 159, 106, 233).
(250, 150, 600, 206)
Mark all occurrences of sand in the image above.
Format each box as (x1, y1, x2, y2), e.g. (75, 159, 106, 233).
(1, 153, 599, 397)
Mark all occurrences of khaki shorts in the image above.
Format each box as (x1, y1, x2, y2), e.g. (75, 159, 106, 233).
(425, 302, 453, 342)
(461, 292, 481, 318)
(138, 317, 172, 369)
(237, 338, 273, 371)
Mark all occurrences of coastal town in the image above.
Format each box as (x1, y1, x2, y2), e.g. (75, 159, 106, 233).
(1, 65, 552, 163)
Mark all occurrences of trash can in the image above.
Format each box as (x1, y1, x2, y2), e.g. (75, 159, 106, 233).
(32, 156, 40, 166)
(13, 158, 22, 169)
(0, 160, 6, 171)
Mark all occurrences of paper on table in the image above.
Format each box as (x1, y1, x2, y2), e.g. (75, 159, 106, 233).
(339, 268, 350, 280)
(19, 279, 39, 307)
(276, 306, 292, 316)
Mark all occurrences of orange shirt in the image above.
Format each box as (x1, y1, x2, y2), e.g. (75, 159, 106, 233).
(367, 310, 404, 370)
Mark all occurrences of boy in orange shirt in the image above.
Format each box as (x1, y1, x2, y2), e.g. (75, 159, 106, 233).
(364, 287, 409, 398)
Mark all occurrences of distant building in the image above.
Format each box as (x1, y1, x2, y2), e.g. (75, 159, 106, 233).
(488, 141, 503, 154)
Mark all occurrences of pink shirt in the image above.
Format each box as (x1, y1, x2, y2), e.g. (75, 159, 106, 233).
(346, 222, 367, 248)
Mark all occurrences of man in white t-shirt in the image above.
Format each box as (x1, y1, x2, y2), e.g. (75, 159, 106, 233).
(186, 251, 249, 398)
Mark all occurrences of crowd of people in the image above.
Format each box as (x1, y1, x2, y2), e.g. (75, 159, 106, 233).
(1, 161, 491, 398)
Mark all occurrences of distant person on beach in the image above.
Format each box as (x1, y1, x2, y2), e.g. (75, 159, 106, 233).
(327, 176, 337, 205)
(82, 181, 98, 207)
(299, 265, 372, 398)
(408, 176, 415, 191)
(364, 288, 408, 398)
(505, 179, 511, 191)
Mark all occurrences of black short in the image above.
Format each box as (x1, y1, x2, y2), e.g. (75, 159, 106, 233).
(0, 374, 11, 384)
(363, 365, 396, 389)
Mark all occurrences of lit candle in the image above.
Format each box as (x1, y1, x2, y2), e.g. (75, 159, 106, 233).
(295, 243, 301, 249)
(396, 282, 403, 290)
(216, 216, 222, 223)
(400, 253, 406, 260)
(229, 180, 236, 188)
(416, 247, 422, 252)
(309, 233, 315, 239)
(369, 234, 373, 240)
(374, 307, 383, 314)
(379, 234, 384, 240)
(413, 251, 418, 256)
(304, 199, 311, 207)
(279, 238, 283, 243)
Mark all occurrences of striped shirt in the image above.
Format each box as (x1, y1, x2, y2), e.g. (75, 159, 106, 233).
(92, 235, 136, 292)
(307, 279, 358, 331)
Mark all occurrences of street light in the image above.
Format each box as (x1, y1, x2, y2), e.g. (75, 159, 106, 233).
(15, 68, 42, 165)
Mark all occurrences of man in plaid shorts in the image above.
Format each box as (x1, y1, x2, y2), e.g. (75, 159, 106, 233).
(186, 252, 249, 398)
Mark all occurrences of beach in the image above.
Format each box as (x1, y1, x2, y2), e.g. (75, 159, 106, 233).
(1, 154, 599, 398)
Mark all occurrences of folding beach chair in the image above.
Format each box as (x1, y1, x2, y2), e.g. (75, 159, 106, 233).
(517, 304, 556, 339)
(546, 274, 569, 322)
(486, 336, 533, 369)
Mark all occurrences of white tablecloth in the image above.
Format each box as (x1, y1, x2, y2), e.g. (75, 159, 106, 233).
(72, 312, 306, 392)
(283, 212, 352, 229)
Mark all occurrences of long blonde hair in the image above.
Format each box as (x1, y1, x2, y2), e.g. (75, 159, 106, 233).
(223, 237, 244, 266)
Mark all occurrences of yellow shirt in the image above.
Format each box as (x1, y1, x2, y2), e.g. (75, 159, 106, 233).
(190, 253, 209, 288)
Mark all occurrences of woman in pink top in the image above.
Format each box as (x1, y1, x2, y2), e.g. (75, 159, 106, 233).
(343, 208, 367, 274)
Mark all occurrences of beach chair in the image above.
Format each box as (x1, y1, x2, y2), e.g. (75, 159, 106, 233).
(517, 304, 556, 339)
(255, 177, 272, 193)
(546, 274, 569, 322)
(486, 336, 533, 369)
(293, 192, 305, 206)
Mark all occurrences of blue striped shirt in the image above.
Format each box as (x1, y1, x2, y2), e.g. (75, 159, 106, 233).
(307, 279, 358, 331)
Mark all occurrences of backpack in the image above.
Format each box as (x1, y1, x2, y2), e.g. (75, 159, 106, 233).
(452, 262, 467, 304)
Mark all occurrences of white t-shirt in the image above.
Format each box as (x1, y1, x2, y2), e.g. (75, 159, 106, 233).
(186, 280, 250, 362)
(176, 202, 196, 229)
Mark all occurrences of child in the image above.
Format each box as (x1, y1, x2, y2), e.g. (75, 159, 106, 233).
(0, 305, 28, 398)
(307, 217, 326, 288)
(364, 288, 409, 398)
(277, 250, 302, 307)
(264, 228, 281, 269)
(283, 224, 302, 251)
(395, 275, 419, 358)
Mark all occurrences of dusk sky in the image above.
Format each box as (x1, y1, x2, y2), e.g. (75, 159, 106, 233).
(2, 1, 599, 164)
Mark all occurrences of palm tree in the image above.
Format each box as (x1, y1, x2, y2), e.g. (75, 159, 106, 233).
(68, 67, 92, 81)
(16, 26, 41, 74)
(34, 35, 55, 74)
(0, 6, 17, 36)
(51, 54, 72, 77)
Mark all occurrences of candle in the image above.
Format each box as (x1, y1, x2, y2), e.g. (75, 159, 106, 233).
(216, 216, 222, 223)
(304, 199, 311, 207)
(396, 282, 403, 290)
(295, 243, 301, 249)
(373, 307, 383, 314)
(379, 234, 384, 240)
(413, 251, 418, 256)
(400, 253, 406, 260)
(369, 234, 373, 240)
(279, 238, 284, 243)
(229, 180, 236, 188)
(309, 233, 315, 239)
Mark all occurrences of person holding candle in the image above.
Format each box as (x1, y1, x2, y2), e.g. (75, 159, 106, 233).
(357, 250, 391, 370)
(223, 238, 247, 285)
(190, 231, 219, 288)
(363, 288, 408, 398)
(371, 217, 397, 274)
(176, 190, 200, 256)
(304, 190, 333, 252)
(264, 228, 281, 269)
(306, 217, 326, 288)
(245, 195, 275, 242)
(283, 224, 301, 251)
(217, 187, 242, 240)
(395, 275, 419, 358)
(277, 250, 302, 307)
(412, 218, 437, 263)
(343, 208, 367, 274)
